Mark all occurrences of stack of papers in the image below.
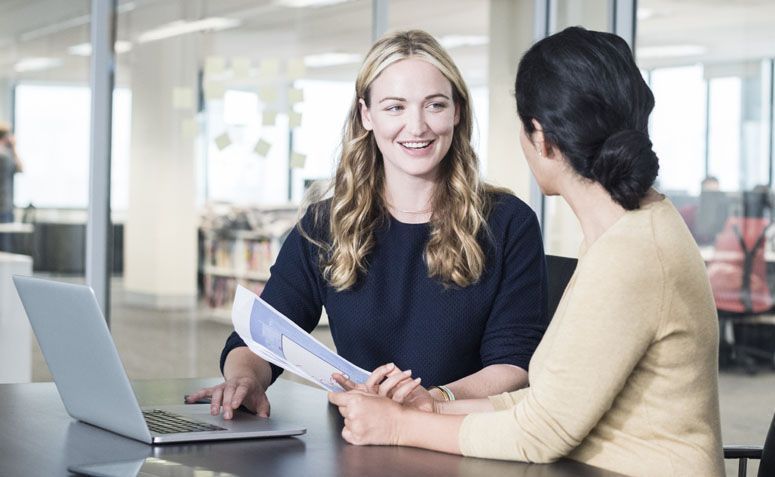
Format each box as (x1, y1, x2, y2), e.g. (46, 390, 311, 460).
(232, 285, 370, 391)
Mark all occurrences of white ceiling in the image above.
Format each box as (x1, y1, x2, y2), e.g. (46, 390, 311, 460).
(0, 0, 772, 85)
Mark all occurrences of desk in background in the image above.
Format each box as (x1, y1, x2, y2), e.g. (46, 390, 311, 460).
(0, 377, 625, 477)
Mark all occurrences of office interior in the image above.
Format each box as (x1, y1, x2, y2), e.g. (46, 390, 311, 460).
(0, 1, 773, 475)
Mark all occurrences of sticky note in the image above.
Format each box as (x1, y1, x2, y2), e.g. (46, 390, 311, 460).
(214, 132, 231, 150)
(232, 57, 251, 79)
(262, 111, 277, 126)
(286, 58, 306, 79)
(287, 87, 304, 104)
(290, 152, 306, 169)
(260, 58, 280, 77)
(205, 56, 225, 76)
(253, 138, 272, 157)
(180, 118, 197, 139)
(259, 85, 278, 103)
(172, 87, 195, 110)
(289, 111, 302, 128)
(204, 81, 225, 101)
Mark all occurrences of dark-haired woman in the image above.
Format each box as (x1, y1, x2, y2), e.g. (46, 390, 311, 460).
(328, 26, 724, 477)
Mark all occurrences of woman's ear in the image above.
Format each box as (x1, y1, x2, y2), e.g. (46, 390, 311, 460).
(359, 98, 373, 131)
(530, 119, 553, 159)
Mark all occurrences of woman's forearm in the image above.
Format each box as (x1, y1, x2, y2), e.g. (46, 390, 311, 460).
(444, 363, 527, 399)
(436, 397, 494, 415)
(398, 408, 466, 454)
(223, 347, 273, 389)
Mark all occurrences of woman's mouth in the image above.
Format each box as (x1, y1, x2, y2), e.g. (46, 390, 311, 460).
(399, 139, 435, 150)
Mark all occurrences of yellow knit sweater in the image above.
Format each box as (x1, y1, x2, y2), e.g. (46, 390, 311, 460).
(459, 198, 724, 477)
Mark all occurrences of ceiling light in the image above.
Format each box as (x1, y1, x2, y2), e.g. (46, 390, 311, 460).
(137, 17, 241, 44)
(439, 35, 489, 49)
(68, 41, 133, 56)
(636, 44, 707, 59)
(303, 52, 361, 68)
(14, 57, 64, 73)
(275, 0, 350, 7)
(637, 8, 655, 21)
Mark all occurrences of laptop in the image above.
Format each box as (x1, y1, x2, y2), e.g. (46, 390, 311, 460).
(13, 275, 306, 444)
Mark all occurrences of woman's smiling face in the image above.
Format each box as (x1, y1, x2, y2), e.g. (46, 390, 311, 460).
(360, 57, 459, 183)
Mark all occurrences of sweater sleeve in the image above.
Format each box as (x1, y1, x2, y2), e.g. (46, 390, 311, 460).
(479, 202, 547, 371)
(220, 209, 326, 382)
(460, 242, 664, 462)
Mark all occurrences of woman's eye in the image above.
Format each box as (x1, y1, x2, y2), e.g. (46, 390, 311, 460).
(385, 104, 403, 112)
(428, 102, 447, 111)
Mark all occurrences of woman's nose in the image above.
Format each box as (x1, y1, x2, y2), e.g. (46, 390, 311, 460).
(406, 108, 429, 136)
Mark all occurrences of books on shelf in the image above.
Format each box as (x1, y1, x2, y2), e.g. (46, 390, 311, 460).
(199, 204, 297, 321)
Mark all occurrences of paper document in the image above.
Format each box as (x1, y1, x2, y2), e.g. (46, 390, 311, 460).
(232, 285, 370, 391)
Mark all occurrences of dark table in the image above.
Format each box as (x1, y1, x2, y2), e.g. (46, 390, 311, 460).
(0, 377, 625, 477)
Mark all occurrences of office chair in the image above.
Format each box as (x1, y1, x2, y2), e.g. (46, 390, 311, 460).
(545, 254, 577, 320)
(724, 411, 775, 477)
(708, 191, 775, 373)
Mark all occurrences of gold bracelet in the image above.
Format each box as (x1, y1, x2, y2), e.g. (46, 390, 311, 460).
(429, 386, 449, 401)
(437, 384, 456, 402)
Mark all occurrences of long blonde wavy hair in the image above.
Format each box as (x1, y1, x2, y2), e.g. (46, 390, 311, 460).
(302, 30, 500, 291)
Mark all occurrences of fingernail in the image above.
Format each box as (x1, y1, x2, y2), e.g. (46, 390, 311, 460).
(415, 377, 421, 383)
(403, 369, 412, 375)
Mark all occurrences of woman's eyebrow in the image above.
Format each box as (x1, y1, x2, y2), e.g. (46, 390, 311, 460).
(378, 93, 450, 103)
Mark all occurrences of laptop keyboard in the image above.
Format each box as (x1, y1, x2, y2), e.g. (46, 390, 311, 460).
(143, 409, 227, 434)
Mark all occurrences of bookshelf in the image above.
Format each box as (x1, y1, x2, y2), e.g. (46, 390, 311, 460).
(200, 204, 297, 323)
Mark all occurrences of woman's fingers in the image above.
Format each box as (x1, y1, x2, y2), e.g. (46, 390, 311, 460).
(210, 386, 225, 416)
(391, 377, 422, 403)
(184, 387, 211, 403)
(365, 362, 396, 387)
(332, 373, 360, 391)
(378, 369, 412, 397)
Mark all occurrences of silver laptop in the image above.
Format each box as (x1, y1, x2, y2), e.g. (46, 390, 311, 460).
(13, 275, 305, 444)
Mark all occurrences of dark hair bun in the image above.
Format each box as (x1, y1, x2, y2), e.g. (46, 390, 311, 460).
(592, 130, 659, 210)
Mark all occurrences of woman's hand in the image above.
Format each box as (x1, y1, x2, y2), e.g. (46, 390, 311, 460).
(185, 375, 270, 419)
(332, 363, 436, 412)
(328, 390, 406, 446)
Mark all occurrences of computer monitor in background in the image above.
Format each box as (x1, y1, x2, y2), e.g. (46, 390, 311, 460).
(695, 190, 729, 245)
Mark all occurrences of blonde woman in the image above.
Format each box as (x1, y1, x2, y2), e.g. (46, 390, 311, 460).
(188, 30, 547, 420)
(328, 27, 724, 477)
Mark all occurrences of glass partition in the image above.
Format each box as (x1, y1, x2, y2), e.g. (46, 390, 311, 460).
(0, 0, 93, 383)
(638, 2, 775, 475)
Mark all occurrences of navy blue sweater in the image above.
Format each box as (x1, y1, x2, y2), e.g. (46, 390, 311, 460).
(221, 193, 548, 387)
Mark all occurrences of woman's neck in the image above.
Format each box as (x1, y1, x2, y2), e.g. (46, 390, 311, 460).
(561, 177, 662, 250)
(382, 174, 437, 224)
(561, 176, 626, 249)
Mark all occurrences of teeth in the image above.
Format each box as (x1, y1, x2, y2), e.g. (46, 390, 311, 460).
(402, 141, 431, 149)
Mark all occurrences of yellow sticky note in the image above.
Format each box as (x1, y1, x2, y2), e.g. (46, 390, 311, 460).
(289, 111, 302, 128)
(205, 56, 225, 76)
(287, 87, 304, 104)
(232, 57, 251, 79)
(259, 85, 278, 103)
(262, 111, 278, 126)
(180, 118, 197, 139)
(260, 59, 280, 77)
(214, 132, 231, 150)
(253, 138, 272, 157)
(205, 81, 225, 101)
(286, 58, 306, 79)
(172, 87, 195, 110)
(290, 152, 306, 169)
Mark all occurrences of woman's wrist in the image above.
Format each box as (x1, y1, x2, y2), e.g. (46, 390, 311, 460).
(428, 386, 446, 401)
